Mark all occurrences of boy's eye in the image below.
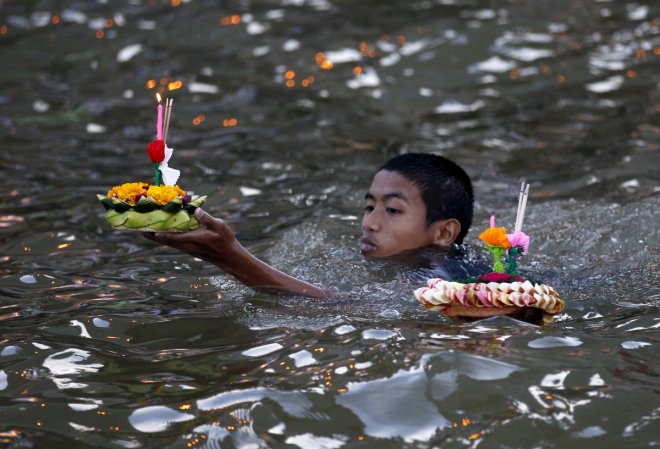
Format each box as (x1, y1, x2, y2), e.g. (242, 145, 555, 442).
(386, 207, 400, 214)
(364, 205, 374, 213)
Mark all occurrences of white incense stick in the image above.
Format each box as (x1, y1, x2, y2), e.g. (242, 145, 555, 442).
(162, 98, 169, 141)
(515, 182, 525, 231)
(516, 183, 530, 232)
(163, 98, 173, 143)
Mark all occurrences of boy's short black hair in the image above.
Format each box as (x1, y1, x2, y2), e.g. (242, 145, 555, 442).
(379, 153, 474, 244)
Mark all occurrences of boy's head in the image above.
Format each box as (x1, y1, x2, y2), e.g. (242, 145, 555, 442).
(361, 153, 474, 258)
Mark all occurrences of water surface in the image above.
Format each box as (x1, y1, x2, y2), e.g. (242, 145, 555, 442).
(0, 0, 659, 448)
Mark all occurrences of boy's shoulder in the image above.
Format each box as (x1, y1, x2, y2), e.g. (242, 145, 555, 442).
(407, 244, 489, 282)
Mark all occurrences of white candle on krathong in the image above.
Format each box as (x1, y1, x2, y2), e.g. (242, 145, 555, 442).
(156, 93, 163, 140)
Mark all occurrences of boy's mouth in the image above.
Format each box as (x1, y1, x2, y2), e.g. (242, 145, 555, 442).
(360, 236, 378, 253)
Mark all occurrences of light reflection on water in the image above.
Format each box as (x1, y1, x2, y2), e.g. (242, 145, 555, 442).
(1, 0, 659, 447)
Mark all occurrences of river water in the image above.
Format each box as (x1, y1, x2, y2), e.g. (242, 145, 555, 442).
(1, 0, 659, 448)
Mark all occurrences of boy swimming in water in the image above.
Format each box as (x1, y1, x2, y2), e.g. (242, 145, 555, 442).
(145, 153, 515, 318)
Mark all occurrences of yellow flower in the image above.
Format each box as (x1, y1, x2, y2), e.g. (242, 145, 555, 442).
(107, 182, 148, 205)
(479, 227, 510, 249)
(106, 182, 187, 206)
(146, 185, 186, 205)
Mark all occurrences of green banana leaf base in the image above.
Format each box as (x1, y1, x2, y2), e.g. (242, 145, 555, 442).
(97, 193, 207, 233)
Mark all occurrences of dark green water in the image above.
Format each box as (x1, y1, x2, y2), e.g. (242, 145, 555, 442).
(0, 0, 659, 448)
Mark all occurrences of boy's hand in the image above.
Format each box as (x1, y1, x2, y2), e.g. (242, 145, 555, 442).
(142, 208, 237, 263)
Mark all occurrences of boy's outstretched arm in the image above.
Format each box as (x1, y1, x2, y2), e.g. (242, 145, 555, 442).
(143, 208, 331, 298)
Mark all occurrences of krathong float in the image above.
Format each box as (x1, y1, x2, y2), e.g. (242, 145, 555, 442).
(414, 183, 564, 324)
(97, 95, 206, 232)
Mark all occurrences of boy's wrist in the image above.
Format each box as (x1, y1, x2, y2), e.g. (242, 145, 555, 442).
(207, 234, 242, 266)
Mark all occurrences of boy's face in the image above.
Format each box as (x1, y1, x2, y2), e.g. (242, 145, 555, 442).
(361, 170, 437, 258)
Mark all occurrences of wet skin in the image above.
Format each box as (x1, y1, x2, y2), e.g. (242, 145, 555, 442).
(361, 170, 454, 258)
(144, 171, 454, 298)
(145, 170, 479, 315)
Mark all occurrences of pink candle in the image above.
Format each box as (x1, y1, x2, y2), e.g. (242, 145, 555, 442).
(156, 93, 163, 140)
(490, 213, 495, 228)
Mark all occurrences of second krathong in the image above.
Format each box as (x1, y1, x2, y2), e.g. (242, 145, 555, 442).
(97, 95, 206, 232)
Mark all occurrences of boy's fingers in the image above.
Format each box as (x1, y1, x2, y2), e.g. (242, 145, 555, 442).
(142, 232, 162, 242)
(193, 207, 209, 222)
(143, 231, 180, 245)
(150, 232, 174, 244)
(194, 208, 226, 233)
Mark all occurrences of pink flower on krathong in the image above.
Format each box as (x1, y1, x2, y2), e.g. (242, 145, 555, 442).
(507, 231, 530, 254)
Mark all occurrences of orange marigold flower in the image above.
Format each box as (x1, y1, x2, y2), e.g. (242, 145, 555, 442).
(107, 182, 187, 206)
(107, 182, 149, 205)
(479, 227, 510, 248)
(146, 185, 186, 205)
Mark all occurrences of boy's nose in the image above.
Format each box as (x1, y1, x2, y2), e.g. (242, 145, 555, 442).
(362, 212, 381, 232)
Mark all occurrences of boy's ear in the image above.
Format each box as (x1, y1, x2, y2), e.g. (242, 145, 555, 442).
(431, 218, 461, 247)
